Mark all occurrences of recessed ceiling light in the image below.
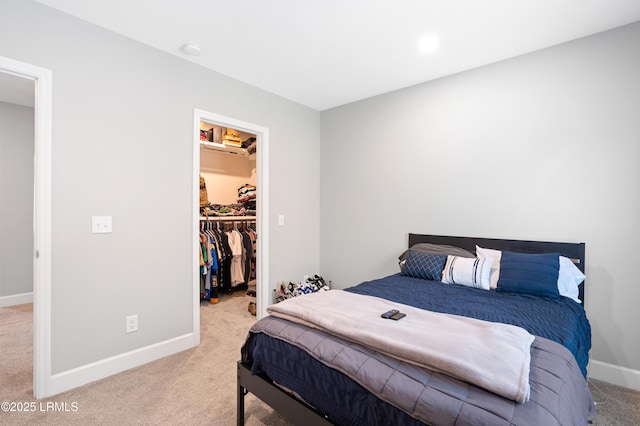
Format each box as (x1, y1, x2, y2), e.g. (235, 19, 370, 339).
(417, 34, 439, 55)
(181, 43, 202, 56)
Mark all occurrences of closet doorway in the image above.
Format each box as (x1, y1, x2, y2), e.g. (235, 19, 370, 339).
(192, 109, 269, 343)
(0, 55, 53, 399)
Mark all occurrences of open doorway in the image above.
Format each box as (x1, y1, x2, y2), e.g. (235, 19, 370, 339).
(0, 72, 34, 306)
(192, 109, 269, 344)
(0, 70, 34, 403)
(0, 55, 52, 399)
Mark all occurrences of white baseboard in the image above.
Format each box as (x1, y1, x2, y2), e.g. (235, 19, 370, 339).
(0, 292, 33, 307)
(588, 359, 640, 391)
(46, 332, 198, 397)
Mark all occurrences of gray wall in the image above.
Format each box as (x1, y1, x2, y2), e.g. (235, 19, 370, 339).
(0, 101, 34, 298)
(2, 0, 638, 390)
(321, 23, 640, 375)
(0, 0, 320, 374)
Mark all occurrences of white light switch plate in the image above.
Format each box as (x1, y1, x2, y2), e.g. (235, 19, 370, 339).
(92, 216, 112, 234)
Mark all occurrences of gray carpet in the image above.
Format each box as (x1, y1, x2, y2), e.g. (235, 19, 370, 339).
(1, 297, 639, 425)
(589, 377, 640, 425)
(0, 294, 289, 426)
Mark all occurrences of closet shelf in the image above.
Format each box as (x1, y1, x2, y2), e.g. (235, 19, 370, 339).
(199, 216, 256, 221)
(200, 141, 255, 158)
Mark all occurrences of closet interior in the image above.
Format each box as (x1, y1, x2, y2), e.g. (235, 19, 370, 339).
(198, 121, 257, 307)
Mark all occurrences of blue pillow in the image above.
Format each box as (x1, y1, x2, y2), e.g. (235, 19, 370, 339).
(496, 251, 561, 299)
(401, 251, 447, 281)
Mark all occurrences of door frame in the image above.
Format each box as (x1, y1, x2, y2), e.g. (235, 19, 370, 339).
(0, 55, 53, 398)
(192, 109, 269, 342)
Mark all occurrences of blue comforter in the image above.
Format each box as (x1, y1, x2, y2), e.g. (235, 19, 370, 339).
(346, 273, 591, 376)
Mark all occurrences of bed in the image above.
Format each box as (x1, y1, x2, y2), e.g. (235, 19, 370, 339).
(237, 234, 595, 425)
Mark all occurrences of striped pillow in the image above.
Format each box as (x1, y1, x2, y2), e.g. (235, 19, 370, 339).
(441, 256, 493, 290)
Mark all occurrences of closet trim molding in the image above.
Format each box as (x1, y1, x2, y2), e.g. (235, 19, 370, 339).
(192, 109, 270, 336)
(0, 55, 53, 398)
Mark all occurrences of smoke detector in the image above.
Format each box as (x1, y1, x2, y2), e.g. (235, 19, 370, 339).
(180, 43, 202, 56)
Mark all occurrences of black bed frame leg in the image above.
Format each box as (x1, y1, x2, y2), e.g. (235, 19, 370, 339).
(237, 364, 246, 426)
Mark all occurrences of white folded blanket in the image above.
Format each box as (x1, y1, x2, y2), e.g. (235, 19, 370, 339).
(267, 290, 534, 402)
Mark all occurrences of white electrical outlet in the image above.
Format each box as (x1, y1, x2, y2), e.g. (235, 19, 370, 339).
(126, 314, 138, 333)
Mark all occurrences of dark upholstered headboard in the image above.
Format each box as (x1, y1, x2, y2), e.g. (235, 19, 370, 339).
(408, 234, 586, 302)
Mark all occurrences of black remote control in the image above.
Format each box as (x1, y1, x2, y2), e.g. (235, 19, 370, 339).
(389, 312, 406, 320)
(381, 309, 400, 319)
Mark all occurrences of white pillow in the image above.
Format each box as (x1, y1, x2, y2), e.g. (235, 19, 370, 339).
(441, 255, 493, 290)
(476, 245, 586, 303)
(475, 246, 501, 289)
(558, 256, 586, 304)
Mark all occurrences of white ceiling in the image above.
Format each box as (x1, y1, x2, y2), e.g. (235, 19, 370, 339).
(22, 1, 640, 110)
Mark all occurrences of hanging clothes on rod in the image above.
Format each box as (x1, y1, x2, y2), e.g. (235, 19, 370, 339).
(227, 224, 245, 287)
(199, 219, 220, 303)
(199, 216, 257, 301)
